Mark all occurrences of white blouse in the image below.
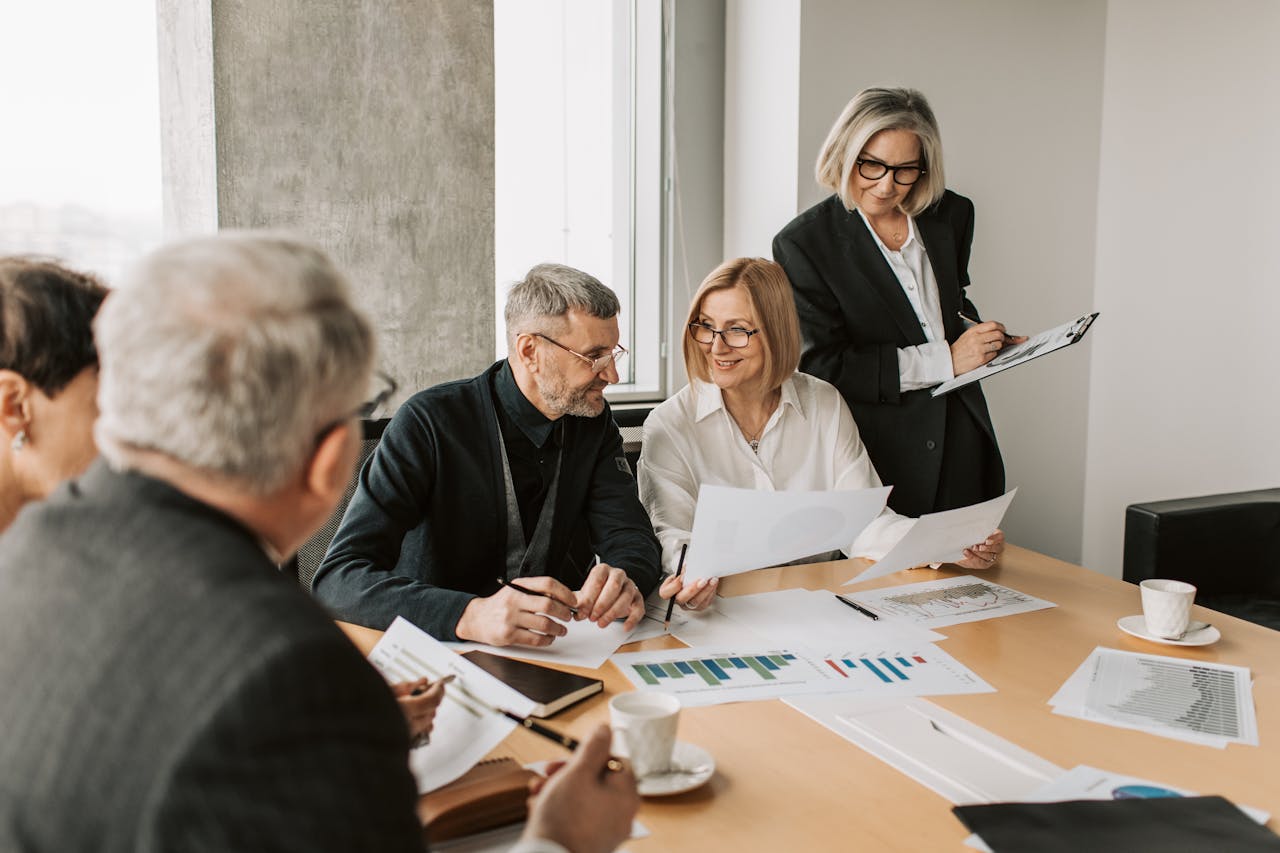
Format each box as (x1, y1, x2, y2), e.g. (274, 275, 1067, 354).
(637, 372, 914, 575)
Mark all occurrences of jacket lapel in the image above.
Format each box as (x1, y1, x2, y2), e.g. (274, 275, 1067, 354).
(916, 213, 964, 342)
(835, 203, 928, 345)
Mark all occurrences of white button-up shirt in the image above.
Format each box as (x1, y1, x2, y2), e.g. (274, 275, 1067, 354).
(855, 210, 955, 391)
(637, 372, 914, 574)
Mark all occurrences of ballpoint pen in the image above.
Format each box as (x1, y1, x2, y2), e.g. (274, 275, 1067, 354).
(496, 576, 579, 618)
(499, 709, 624, 772)
(834, 594, 879, 621)
(663, 543, 688, 631)
(958, 311, 1018, 343)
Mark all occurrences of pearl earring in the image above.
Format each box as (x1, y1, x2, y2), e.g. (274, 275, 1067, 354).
(10, 430, 25, 453)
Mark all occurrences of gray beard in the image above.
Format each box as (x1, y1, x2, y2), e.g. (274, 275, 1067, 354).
(540, 376, 605, 418)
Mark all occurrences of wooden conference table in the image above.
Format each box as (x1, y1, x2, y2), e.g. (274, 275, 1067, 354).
(341, 545, 1280, 851)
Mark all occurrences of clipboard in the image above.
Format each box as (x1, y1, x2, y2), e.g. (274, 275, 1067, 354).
(931, 312, 1099, 397)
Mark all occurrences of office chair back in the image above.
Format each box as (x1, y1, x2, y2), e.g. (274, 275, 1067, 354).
(611, 405, 652, 476)
(284, 417, 389, 589)
(1123, 487, 1280, 630)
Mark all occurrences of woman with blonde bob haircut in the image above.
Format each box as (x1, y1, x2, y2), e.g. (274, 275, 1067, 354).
(774, 87, 1025, 521)
(639, 257, 1003, 612)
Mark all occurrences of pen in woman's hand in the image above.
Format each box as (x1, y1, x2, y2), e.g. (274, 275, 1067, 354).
(958, 311, 1018, 343)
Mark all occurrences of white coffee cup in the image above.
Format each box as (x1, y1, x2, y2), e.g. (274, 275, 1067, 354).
(609, 692, 680, 778)
(1140, 578, 1196, 639)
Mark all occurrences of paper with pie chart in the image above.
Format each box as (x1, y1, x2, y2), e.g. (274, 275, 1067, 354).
(683, 484, 891, 582)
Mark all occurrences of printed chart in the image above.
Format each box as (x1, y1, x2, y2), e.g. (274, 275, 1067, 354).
(850, 575, 1055, 628)
(612, 644, 992, 706)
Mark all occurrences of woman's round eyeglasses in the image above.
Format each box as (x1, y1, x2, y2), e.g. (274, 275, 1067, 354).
(688, 322, 760, 349)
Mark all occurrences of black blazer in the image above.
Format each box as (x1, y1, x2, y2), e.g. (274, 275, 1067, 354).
(773, 190, 1003, 516)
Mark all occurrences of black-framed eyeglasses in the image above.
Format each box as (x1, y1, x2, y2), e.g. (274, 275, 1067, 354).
(314, 370, 398, 445)
(687, 322, 760, 349)
(533, 333, 628, 373)
(856, 157, 926, 186)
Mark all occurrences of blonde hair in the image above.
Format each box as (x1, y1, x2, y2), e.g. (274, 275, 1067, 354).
(683, 258, 800, 393)
(815, 87, 946, 216)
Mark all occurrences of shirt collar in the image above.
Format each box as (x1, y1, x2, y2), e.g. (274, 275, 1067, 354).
(855, 208, 921, 256)
(496, 360, 558, 448)
(691, 375, 806, 422)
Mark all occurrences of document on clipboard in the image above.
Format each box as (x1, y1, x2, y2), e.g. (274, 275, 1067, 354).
(932, 312, 1098, 397)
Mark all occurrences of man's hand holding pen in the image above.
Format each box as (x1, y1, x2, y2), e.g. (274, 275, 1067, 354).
(456, 576, 579, 647)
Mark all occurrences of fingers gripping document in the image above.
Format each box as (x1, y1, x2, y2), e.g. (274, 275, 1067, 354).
(844, 490, 1016, 586)
(683, 484, 891, 583)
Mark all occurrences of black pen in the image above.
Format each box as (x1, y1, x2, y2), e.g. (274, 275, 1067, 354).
(958, 311, 1017, 343)
(834, 594, 879, 621)
(496, 576, 578, 618)
(501, 710, 624, 772)
(410, 674, 455, 696)
(663, 543, 688, 631)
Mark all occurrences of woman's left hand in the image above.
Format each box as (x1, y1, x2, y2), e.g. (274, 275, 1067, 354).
(957, 529, 1005, 570)
(393, 675, 453, 748)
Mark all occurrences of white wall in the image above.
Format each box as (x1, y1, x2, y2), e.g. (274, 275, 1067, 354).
(722, 0, 800, 259)
(791, 0, 1108, 563)
(1082, 0, 1280, 575)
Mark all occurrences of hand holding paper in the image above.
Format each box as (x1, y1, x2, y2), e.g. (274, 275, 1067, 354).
(844, 490, 1017, 586)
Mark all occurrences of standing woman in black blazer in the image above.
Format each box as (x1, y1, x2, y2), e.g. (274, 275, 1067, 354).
(773, 87, 1025, 521)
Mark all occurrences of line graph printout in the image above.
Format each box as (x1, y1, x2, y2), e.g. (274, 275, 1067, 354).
(1050, 647, 1258, 747)
(849, 575, 1056, 629)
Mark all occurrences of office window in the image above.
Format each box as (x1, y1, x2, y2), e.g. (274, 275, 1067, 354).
(494, 0, 662, 399)
(0, 1, 162, 284)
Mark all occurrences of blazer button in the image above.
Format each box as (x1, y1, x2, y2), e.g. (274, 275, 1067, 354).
(926, 440, 936, 450)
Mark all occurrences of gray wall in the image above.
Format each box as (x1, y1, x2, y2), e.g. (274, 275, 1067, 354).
(160, 0, 495, 395)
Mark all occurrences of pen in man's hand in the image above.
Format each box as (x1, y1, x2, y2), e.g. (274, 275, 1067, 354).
(663, 543, 688, 631)
(501, 710, 624, 772)
(834, 594, 879, 621)
(496, 576, 579, 618)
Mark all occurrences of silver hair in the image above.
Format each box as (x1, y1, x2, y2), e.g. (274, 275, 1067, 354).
(503, 263, 620, 348)
(94, 232, 376, 495)
(815, 87, 947, 217)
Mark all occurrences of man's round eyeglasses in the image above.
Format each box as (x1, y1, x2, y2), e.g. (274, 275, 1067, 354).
(533, 333, 628, 373)
(688, 322, 760, 349)
(855, 157, 925, 186)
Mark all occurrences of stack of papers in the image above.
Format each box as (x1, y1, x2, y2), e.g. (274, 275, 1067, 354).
(1050, 647, 1259, 748)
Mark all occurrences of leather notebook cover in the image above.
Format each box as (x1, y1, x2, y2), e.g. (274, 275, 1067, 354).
(462, 650, 603, 718)
(953, 795, 1280, 852)
(418, 757, 536, 843)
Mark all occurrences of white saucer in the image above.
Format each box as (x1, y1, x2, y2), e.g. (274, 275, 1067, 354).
(636, 741, 715, 797)
(1117, 614, 1220, 647)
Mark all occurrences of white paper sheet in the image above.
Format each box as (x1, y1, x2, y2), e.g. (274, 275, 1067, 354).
(705, 588, 946, 653)
(932, 312, 1097, 397)
(612, 642, 992, 707)
(844, 490, 1016, 586)
(448, 616, 635, 670)
(684, 484, 891, 582)
(846, 574, 1055, 628)
(368, 617, 536, 793)
(1049, 647, 1258, 748)
(785, 696, 1062, 805)
(626, 592, 693, 643)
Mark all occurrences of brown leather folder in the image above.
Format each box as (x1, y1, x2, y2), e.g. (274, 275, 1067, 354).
(418, 757, 537, 843)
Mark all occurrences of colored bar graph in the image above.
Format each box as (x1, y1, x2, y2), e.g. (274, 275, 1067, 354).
(634, 664, 659, 685)
(675, 661, 695, 675)
(703, 659, 729, 680)
(825, 659, 849, 677)
(914, 656, 926, 663)
(878, 657, 907, 680)
(660, 663, 681, 678)
(759, 657, 780, 671)
(897, 657, 912, 667)
(688, 660, 720, 686)
(647, 664, 666, 680)
(729, 657, 747, 669)
(860, 658, 892, 684)
(744, 656, 777, 680)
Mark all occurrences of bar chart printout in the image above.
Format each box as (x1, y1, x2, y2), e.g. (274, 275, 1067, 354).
(611, 645, 993, 706)
(850, 575, 1055, 628)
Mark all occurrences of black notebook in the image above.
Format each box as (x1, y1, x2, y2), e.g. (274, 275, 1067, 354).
(462, 651, 603, 718)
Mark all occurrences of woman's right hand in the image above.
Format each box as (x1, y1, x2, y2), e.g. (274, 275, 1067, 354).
(659, 573, 719, 612)
(951, 321, 1026, 375)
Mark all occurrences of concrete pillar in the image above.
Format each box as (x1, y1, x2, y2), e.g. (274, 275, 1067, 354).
(158, 0, 495, 393)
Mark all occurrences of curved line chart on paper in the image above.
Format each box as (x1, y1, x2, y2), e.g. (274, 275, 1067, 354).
(849, 575, 1056, 629)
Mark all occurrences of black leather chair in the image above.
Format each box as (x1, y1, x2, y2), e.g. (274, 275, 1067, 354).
(281, 417, 389, 589)
(1123, 488, 1280, 631)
